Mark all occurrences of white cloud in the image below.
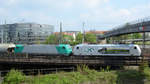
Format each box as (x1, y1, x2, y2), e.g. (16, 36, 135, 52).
(84, 0, 101, 8)
(63, 1, 74, 8)
(8, 0, 18, 5)
(0, 0, 20, 6)
(80, 0, 110, 8)
(18, 10, 56, 24)
(80, 13, 91, 19)
(119, 9, 131, 16)
(0, 0, 150, 31)
(78, 2, 150, 30)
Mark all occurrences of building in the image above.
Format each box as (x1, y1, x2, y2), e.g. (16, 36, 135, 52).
(86, 30, 107, 35)
(0, 23, 54, 44)
(64, 31, 80, 41)
(54, 31, 80, 41)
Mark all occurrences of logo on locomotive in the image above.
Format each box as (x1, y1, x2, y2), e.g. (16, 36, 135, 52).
(84, 48, 94, 53)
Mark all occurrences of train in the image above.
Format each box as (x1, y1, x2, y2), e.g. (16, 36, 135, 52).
(0, 44, 142, 56)
(14, 44, 72, 56)
(73, 44, 141, 56)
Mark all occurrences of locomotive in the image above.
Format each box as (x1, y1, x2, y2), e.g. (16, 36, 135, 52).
(0, 44, 142, 56)
(14, 44, 72, 56)
(73, 44, 141, 56)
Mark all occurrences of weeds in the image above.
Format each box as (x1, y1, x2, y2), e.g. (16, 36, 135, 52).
(2, 69, 26, 84)
(2, 64, 150, 84)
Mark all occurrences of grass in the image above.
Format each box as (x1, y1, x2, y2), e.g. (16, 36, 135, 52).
(2, 64, 150, 84)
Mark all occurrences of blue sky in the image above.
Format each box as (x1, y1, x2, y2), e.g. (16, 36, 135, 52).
(0, 0, 150, 31)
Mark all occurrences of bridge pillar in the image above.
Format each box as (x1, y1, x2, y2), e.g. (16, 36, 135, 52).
(109, 37, 113, 44)
(113, 37, 115, 43)
(106, 38, 110, 44)
(142, 32, 145, 49)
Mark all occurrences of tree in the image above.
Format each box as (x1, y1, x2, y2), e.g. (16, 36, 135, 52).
(75, 32, 97, 44)
(45, 32, 97, 45)
(132, 33, 142, 39)
(127, 34, 132, 39)
(45, 34, 74, 44)
(76, 32, 83, 43)
(85, 33, 97, 43)
(45, 34, 59, 44)
(62, 34, 74, 44)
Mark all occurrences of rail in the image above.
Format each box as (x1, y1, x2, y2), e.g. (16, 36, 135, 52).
(0, 53, 142, 66)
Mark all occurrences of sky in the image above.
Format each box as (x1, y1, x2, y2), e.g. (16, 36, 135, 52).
(0, 0, 150, 32)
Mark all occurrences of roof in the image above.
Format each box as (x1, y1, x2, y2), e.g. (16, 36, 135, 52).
(54, 32, 78, 36)
(75, 44, 136, 47)
(86, 31, 108, 34)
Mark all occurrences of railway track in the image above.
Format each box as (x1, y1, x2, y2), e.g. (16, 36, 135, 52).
(0, 49, 149, 69)
(0, 53, 143, 66)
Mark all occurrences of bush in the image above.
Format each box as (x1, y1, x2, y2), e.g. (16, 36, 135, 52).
(2, 69, 26, 84)
(139, 61, 149, 73)
(4, 65, 150, 84)
(116, 70, 144, 84)
(140, 61, 150, 80)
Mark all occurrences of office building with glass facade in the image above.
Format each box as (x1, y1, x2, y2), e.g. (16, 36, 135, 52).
(0, 23, 54, 44)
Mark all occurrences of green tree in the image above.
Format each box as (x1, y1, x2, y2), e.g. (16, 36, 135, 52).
(76, 32, 83, 43)
(85, 33, 97, 43)
(127, 34, 132, 39)
(62, 34, 74, 44)
(45, 34, 59, 44)
(75, 32, 97, 44)
(132, 33, 142, 39)
(45, 32, 97, 45)
(45, 34, 74, 44)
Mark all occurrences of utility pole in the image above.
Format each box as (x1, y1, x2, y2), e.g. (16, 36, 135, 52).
(82, 22, 85, 44)
(59, 22, 62, 44)
(4, 20, 6, 24)
(5, 20, 7, 43)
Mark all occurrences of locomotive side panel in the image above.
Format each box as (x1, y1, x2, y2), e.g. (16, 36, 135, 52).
(19, 45, 58, 55)
(73, 45, 103, 56)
